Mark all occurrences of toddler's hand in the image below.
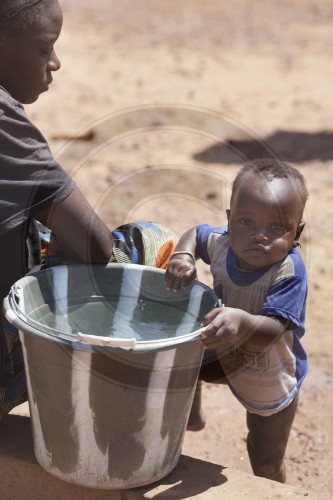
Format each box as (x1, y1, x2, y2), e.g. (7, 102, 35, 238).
(165, 256, 197, 292)
(200, 306, 242, 347)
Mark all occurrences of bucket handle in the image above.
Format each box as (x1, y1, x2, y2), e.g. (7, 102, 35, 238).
(77, 333, 137, 348)
(76, 326, 207, 349)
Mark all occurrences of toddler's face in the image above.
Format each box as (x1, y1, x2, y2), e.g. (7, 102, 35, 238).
(227, 174, 304, 271)
(0, 0, 62, 104)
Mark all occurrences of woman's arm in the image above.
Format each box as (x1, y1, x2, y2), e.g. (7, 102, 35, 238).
(34, 186, 113, 264)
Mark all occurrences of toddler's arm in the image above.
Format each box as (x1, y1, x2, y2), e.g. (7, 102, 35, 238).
(165, 227, 198, 291)
(200, 307, 289, 348)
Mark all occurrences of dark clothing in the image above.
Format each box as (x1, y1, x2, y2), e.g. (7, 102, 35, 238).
(0, 85, 75, 416)
(0, 85, 75, 303)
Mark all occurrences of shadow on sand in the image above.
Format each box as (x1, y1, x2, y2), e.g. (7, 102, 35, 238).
(193, 130, 333, 164)
(135, 455, 227, 499)
(1, 414, 227, 499)
(0, 414, 35, 462)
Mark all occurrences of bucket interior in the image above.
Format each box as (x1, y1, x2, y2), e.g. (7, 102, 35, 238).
(9, 264, 218, 347)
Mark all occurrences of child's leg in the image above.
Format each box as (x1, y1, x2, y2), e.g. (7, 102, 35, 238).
(246, 394, 299, 483)
(187, 380, 206, 431)
(187, 349, 227, 431)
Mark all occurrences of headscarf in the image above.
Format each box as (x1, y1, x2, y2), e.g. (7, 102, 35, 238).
(0, 0, 43, 20)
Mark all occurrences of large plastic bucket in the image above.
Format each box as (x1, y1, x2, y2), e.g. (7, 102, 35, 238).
(3, 264, 218, 489)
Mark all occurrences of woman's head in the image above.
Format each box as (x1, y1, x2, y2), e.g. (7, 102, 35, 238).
(0, 0, 63, 103)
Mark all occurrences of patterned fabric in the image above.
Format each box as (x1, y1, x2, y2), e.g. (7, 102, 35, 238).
(0, 316, 27, 420)
(40, 221, 178, 270)
(109, 222, 178, 269)
(0, 221, 178, 419)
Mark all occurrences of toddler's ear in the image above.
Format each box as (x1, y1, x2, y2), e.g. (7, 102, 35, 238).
(226, 209, 231, 234)
(294, 220, 306, 246)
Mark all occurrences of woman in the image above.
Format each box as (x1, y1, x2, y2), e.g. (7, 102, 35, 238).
(0, 0, 113, 418)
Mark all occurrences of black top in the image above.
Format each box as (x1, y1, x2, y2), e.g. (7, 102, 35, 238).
(0, 85, 75, 301)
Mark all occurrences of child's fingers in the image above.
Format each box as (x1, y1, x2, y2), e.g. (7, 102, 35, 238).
(165, 261, 196, 291)
(199, 307, 226, 346)
(200, 327, 223, 347)
(200, 319, 221, 339)
(201, 307, 223, 326)
(165, 273, 180, 291)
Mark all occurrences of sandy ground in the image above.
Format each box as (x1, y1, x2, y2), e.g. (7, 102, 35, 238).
(20, 0, 333, 496)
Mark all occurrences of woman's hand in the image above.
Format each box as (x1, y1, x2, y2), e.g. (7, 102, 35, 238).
(165, 256, 197, 292)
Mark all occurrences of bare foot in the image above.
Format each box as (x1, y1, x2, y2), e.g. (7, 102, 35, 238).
(186, 411, 206, 431)
(186, 420, 206, 431)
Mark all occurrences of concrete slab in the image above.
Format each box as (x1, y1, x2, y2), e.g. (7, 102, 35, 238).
(0, 410, 322, 500)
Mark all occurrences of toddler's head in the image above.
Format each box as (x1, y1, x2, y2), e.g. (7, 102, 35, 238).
(227, 158, 308, 271)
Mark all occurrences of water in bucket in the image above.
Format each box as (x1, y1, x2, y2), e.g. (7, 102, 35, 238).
(28, 296, 201, 341)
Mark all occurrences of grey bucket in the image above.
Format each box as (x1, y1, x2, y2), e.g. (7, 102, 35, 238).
(3, 263, 218, 489)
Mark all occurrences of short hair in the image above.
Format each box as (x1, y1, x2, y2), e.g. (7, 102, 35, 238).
(231, 158, 308, 217)
(0, 0, 52, 33)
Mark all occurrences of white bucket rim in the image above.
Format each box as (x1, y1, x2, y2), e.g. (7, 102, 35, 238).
(4, 263, 219, 352)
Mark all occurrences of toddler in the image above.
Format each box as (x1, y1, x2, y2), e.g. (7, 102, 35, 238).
(166, 158, 308, 483)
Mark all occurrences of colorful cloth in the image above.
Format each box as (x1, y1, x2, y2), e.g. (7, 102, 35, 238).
(0, 316, 27, 420)
(109, 222, 178, 269)
(40, 221, 178, 270)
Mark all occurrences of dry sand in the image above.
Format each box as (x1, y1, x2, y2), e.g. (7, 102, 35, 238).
(20, 0, 333, 496)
